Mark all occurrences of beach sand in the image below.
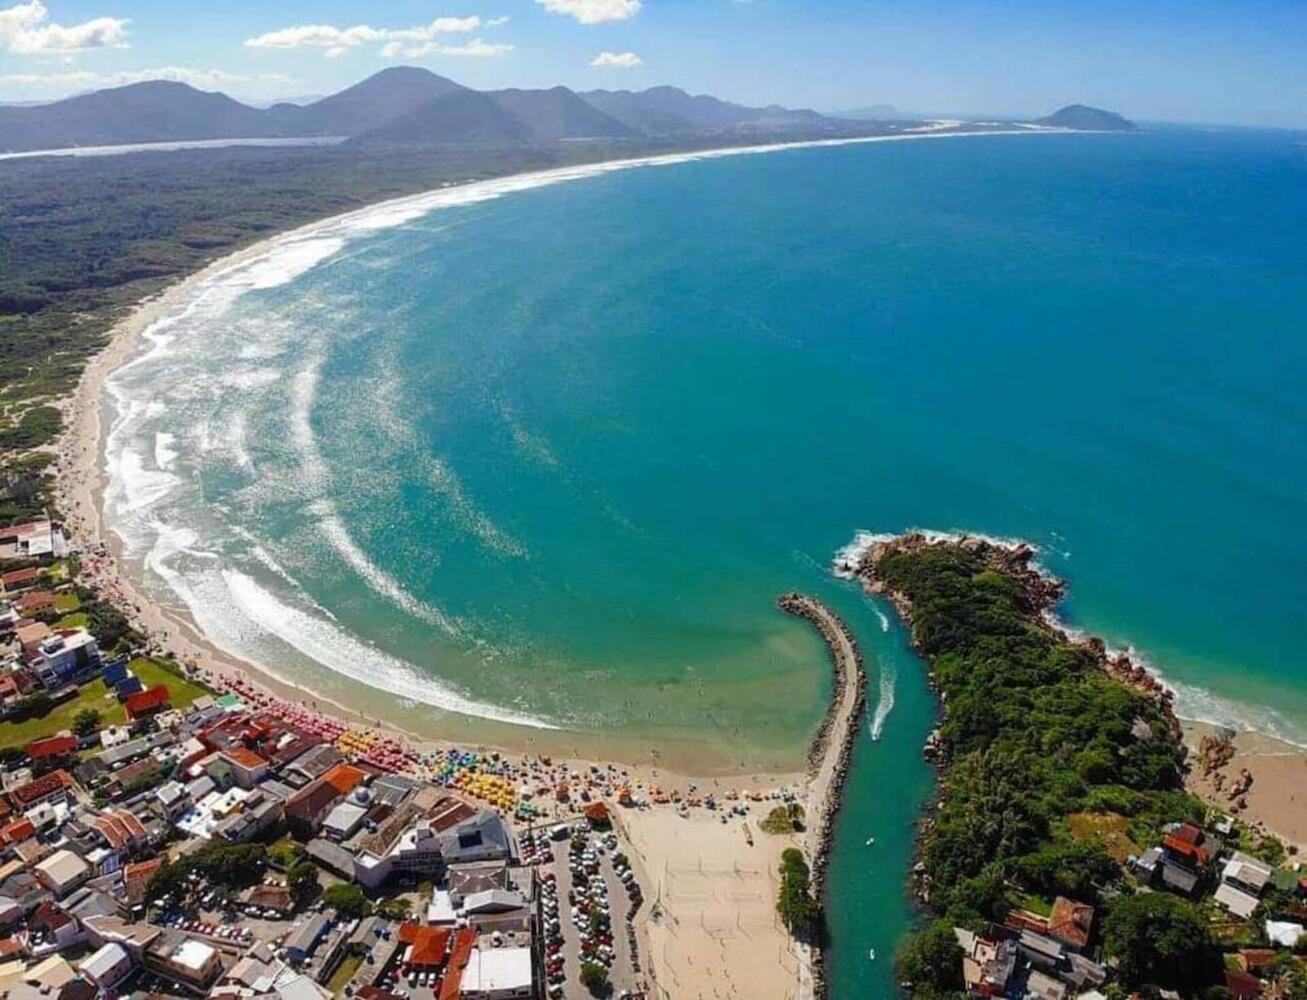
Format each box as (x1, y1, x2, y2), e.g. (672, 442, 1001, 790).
(618, 806, 806, 1000)
(1184, 721, 1307, 855)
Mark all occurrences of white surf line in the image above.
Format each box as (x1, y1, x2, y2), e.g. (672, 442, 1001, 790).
(178, 125, 1092, 300)
(98, 127, 1091, 734)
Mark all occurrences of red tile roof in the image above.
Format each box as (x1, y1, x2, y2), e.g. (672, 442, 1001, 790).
(1, 568, 40, 588)
(27, 733, 78, 760)
(1047, 897, 1094, 950)
(91, 810, 148, 850)
(124, 857, 164, 901)
(224, 747, 268, 770)
(0, 817, 36, 847)
(1225, 969, 1263, 999)
(8, 769, 72, 808)
(428, 799, 475, 833)
(15, 591, 55, 615)
(398, 924, 451, 969)
(124, 685, 172, 719)
(321, 763, 367, 796)
(438, 928, 475, 1000)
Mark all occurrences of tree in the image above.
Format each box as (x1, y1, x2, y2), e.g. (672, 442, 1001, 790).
(287, 863, 322, 910)
(578, 961, 608, 997)
(1265, 954, 1307, 1000)
(73, 707, 102, 736)
(1102, 892, 1215, 992)
(776, 848, 821, 941)
(376, 898, 412, 920)
(322, 883, 371, 920)
(895, 919, 965, 998)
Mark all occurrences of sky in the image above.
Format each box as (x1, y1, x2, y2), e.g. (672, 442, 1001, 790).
(1, 0, 1305, 127)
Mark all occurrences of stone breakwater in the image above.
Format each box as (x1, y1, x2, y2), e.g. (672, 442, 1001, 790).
(839, 531, 1184, 744)
(777, 593, 868, 1000)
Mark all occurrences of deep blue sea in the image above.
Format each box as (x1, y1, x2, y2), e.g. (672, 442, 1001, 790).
(103, 127, 1307, 996)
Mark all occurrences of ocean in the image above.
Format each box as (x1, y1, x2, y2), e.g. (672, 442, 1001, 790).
(102, 126, 1307, 996)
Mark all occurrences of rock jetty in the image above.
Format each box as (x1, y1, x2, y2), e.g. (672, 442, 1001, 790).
(777, 593, 868, 999)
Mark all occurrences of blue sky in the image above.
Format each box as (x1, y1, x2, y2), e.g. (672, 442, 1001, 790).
(2, 0, 1305, 126)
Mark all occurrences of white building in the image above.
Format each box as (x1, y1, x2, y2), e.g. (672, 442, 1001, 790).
(80, 942, 134, 990)
(460, 947, 534, 1000)
(30, 629, 102, 688)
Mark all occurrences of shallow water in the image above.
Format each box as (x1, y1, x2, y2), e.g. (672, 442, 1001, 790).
(103, 126, 1307, 995)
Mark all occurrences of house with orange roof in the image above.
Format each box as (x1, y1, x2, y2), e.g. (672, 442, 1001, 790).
(1, 567, 41, 593)
(219, 747, 272, 790)
(27, 732, 79, 764)
(124, 685, 172, 720)
(123, 857, 164, 903)
(437, 927, 476, 1000)
(397, 923, 451, 971)
(8, 769, 73, 811)
(1046, 897, 1094, 952)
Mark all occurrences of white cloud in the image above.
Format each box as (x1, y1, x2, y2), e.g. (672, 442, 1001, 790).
(0, 66, 302, 99)
(437, 38, 514, 57)
(380, 34, 514, 59)
(0, 0, 128, 54)
(245, 15, 497, 58)
(590, 50, 642, 68)
(535, 0, 641, 25)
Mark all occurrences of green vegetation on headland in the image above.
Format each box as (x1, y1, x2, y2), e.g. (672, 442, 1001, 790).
(859, 535, 1303, 998)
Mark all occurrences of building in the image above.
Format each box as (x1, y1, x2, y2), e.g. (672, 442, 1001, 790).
(122, 857, 164, 904)
(145, 932, 222, 991)
(218, 748, 272, 790)
(460, 948, 533, 1000)
(34, 851, 91, 898)
(79, 942, 134, 990)
(25, 734, 78, 766)
(1046, 897, 1094, 952)
(1215, 851, 1274, 920)
(29, 630, 102, 689)
(395, 923, 450, 973)
(0, 521, 66, 564)
(124, 685, 172, 721)
(322, 798, 368, 841)
(284, 912, 333, 966)
(955, 927, 1017, 997)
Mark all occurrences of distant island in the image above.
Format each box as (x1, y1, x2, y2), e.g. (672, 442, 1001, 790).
(1037, 103, 1137, 131)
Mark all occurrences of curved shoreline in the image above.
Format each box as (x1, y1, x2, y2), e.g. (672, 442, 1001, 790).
(58, 128, 1077, 774)
(777, 593, 869, 1000)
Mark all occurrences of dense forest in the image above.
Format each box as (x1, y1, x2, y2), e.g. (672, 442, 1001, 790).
(874, 541, 1230, 997)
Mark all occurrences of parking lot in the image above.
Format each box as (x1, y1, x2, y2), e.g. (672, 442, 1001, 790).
(529, 823, 646, 999)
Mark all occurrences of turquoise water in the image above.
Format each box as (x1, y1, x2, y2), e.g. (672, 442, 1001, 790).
(104, 128, 1307, 995)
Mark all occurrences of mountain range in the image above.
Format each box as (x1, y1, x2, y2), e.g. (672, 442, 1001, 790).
(0, 67, 1134, 154)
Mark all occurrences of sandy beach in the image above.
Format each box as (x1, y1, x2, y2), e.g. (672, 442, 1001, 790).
(1184, 721, 1307, 855)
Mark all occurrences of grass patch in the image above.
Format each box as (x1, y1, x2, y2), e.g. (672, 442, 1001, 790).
(326, 955, 362, 996)
(1017, 893, 1054, 918)
(1066, 812, 1139, 863)
(53, 592, 80, 612)
(128, 656, 211, 708)
(0, 679, 125, 749)
(56, 612, 89, 629)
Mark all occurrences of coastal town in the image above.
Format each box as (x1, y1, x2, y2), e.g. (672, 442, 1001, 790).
(0, 506, 861, 1000)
